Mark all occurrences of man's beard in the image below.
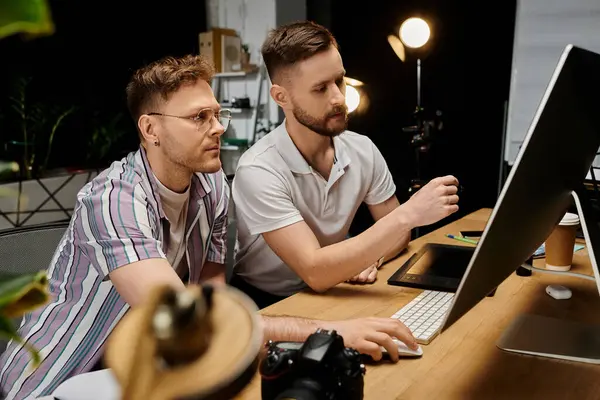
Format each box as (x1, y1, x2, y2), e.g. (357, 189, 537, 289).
(292, 104, 348, 137)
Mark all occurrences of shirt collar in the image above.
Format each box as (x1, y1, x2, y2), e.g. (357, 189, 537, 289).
(274, 121, 351, 174)
(332, 135, 351, 170)
(190, 173, 212, 200)
(136, 146, 212, 219)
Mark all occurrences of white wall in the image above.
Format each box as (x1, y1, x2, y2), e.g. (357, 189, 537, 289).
(207, 0, 280, 143)
(505, 0, 600, 166)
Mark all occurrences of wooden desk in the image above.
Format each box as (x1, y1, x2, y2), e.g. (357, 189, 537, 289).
(236, 208, 600, 399)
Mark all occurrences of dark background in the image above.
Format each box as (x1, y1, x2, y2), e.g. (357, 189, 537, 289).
(0, 0, 518, 235)
(308, 0, 518, 236)
(0, 0, 209, 170)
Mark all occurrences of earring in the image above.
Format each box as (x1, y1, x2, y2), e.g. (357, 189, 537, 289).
(154, 140, 159, 147)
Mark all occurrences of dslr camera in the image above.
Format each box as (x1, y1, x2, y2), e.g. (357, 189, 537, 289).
(259, 329, 365, 400)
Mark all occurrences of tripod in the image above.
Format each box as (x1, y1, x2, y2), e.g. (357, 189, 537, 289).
(402, 59, 443, 237)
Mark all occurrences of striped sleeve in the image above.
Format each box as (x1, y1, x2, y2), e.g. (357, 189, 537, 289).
(206, 171, 229, 264)
(74, 176, 166, 280)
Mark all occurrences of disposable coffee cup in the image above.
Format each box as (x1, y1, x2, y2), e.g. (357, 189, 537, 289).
(545, 212, 580, 271)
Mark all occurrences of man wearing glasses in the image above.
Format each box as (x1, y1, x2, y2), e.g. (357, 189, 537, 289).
(0, 54, 417, 399)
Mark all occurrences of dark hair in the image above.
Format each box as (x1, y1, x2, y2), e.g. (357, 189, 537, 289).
(261, 21, 338, 83)
(126, 54, 215, 136)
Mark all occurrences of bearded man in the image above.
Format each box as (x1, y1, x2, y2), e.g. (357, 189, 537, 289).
(231, 21, 460, 308)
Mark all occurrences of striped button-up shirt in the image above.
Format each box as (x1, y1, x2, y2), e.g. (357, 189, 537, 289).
(0, 147, 229, 399)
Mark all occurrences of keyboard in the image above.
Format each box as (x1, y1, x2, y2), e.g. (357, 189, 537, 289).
(391, 290, 455, 344)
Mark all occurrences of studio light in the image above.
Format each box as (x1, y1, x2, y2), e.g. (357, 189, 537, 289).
(390, 17, 432, 108)
(399, 17, 430, 49)
(388, 15, 443, 230)
(345, 85, 360, 113)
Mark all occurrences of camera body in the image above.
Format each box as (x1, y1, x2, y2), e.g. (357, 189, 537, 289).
(260, 329, 365, 400)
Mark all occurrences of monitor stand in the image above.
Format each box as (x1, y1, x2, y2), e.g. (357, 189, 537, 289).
(496, 186, 600, 364)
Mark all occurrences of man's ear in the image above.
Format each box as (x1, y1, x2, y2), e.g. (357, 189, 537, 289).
(270, 84, 292, 110)
(138, 115, 159, 146)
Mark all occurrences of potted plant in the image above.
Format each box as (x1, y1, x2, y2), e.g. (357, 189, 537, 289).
(85, 111, 130, 168)
(5, 77, 76, 180)
(0, 0, 57, 368)
(0, 77, 96, 230)
(241, 43, 251, 69)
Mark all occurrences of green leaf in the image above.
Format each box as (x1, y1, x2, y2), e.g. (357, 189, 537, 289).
(0, 0, 54, 40)
(0, 315, 41, 367)
(0, 271, 49, 369)
(0, 271, 49, 318)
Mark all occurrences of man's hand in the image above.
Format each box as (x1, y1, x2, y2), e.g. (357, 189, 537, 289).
(323, 317, 417, 362)
(347, 264, 378, 284)
(402, 175, 460, 227)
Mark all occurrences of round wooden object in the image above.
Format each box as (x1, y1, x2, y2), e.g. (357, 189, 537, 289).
(104, 285, 263, 400)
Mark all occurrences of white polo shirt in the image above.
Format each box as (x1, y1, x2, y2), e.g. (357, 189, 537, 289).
(232, 122, 396, 296)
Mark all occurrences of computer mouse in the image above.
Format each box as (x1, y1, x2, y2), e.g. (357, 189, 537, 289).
(546, 284, 572, 300)
(382, 339, 423, 358)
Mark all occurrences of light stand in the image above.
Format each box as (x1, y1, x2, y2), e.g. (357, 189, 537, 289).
(417, 58, 422, 109)
(408, 57, 425, 181)
(392, 17, 443, 237)
(394, 17, 434, 183)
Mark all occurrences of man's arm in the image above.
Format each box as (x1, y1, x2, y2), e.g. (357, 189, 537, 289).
(263, 206, 414, 292)
(109, 260, 224, 307)
(367, 195, 408, 264)
(109, 259, 225, 307)
(262, 176, 458, 292)
(233, 164, 459, 293)
(109, 259, 224, 307)
(364, 139, 406, 268)
(262, 315, 417, 362)
(109, 259, 185, 307)
(347, 195, 407, 284)
(199, 261, 226, 285)
(75, 178, 187, 308)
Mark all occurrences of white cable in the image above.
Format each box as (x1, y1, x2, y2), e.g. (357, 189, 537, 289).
(520, 264, 596, 281)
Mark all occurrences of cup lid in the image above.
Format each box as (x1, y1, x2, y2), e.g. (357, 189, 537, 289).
(560, 212, 580, 226)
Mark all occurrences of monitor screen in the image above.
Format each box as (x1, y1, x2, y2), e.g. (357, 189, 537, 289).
(441, 44, 600, 333)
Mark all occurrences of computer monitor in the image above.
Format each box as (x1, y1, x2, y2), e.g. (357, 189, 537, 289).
(439, 44, 600, 363)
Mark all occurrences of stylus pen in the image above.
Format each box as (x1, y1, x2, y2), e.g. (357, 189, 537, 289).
(446, 234, 478, 245)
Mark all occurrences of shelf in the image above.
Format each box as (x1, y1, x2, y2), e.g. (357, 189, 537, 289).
(221, 145, 240, 151)
(230, 107, 253, 113)
(214, 69, 258, 78)
(221, 138, 249, 151)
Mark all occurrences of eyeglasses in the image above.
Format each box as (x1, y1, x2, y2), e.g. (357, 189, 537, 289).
(148, 108, 232, 133)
